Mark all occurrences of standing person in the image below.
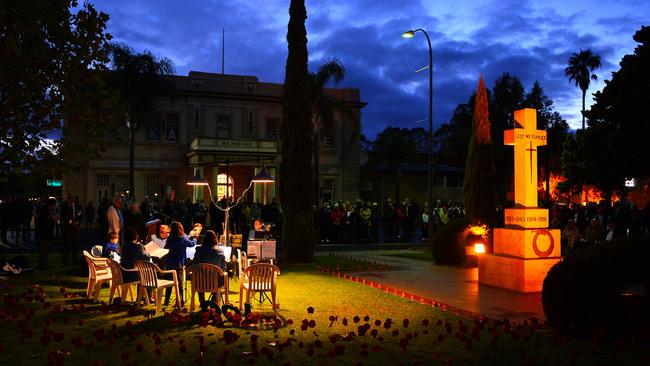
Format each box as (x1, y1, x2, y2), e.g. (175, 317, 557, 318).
(84, 201, 95, 232)
(421, 201, 429, 241)
(193, 230, 227, 307)
(0, 198, 8, 245)
(124, 202, 146, 242)
(163, 222, 197, 307)
(106, 195, 125, 250)
(35, 197, 58, 270)
(61, 194, 82, 266)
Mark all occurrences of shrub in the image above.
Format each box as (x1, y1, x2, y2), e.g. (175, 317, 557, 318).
(542, 237, 650, 336)
(431, 217, 472, 265)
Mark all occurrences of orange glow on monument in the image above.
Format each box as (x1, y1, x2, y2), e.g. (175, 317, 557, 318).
(467, 224, 488, 238)
(479, 108, 562, 293)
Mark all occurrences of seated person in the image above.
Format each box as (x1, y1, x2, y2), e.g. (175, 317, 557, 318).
(248, 219, 268, 240)
(101, 231, 120, 258)
(163, 222, 196, 307)
(189, 223, 203, 239)
(120, 227, 151, 284)
(150, 224, 170, 249)
(193, 230, 227, 306)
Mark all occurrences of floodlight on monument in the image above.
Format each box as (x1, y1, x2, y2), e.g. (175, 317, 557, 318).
(402, 30, 415, 38)
(474, 243, 486, 254)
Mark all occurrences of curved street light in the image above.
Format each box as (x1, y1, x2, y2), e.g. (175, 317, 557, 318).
(187, 167, 275, 243)
(403, 28, 434, 247)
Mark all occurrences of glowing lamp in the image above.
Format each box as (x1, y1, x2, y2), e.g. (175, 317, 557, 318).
(251, 167, 275, 183)
(402, 30, 415, 38)
(186, 174, 209, 186)
(474, 243, 486, 254)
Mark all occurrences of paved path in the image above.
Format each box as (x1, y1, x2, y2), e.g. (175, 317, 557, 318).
(327, 250, 545, 323)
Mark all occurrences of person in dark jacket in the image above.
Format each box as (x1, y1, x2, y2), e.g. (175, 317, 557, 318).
(193, 230, 227, 306)
(163, 222, 196, 307)
(120, 227, 150, 284)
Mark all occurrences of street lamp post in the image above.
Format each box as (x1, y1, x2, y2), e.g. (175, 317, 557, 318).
(403, 28, 434, 247)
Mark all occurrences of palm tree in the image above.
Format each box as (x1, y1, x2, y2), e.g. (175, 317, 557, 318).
(565, 49, 601, 130)
(107, 43, 175, 199)
(308, 58, 353, 206)
(279, 0, 315, 262)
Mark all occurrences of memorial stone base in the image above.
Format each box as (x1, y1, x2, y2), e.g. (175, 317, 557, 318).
(479, 209, 561, 293)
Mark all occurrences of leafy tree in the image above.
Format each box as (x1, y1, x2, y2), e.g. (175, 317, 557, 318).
(106, 43, 175, 198)
(463, 75, 496, 227)
(565, 49, 601, 130)
(0, 0, 113, 174)
(279, 0, 315, 262)
(369, 127, 418, 203)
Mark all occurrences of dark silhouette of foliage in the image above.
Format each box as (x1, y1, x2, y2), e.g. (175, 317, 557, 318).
(369, 127, 418, 203)
(431, 217, 472, 264)
(0, 0, 113, 172)
(106, 43, 175, 198)
(525, 81, 570, 204)
(308, 58, 356, 206)
(563, 27, 650, 193)
(565, 49, 601, 130)
(543, 237, 650, 336)
(279, 0, 315, 262)
(463, 76, 496, 227)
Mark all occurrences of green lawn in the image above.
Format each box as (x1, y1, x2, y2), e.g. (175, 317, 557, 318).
(0, 254, 647, 365)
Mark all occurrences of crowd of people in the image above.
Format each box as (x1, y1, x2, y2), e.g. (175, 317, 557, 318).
(315, 198, 465, 244)
(552, 197, 650, 254)
(2, 191, 650, 270)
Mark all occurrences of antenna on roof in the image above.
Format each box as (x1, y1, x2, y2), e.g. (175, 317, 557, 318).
(221, 28, 225, 75)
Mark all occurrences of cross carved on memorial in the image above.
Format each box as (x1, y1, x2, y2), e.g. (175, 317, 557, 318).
(504, 108, 547, 208)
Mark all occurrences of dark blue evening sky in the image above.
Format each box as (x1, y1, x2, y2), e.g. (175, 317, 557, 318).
(93, 0, 649, 138)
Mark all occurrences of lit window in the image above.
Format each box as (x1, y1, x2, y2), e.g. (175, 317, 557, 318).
(216, 174, 234, 200)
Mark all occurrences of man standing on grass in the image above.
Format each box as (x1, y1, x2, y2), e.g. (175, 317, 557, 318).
(106, 195, 125, 249)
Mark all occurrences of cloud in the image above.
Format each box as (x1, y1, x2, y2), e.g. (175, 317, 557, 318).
(93, 0, 650, 135)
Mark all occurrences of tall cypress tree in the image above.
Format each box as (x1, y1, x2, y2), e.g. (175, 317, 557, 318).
(279, 0, 315, 262)
(463, 75, 496, 227)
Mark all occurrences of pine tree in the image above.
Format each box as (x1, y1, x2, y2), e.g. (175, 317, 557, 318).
(279, 0, 315, 262)
(463, 75, 496, 227)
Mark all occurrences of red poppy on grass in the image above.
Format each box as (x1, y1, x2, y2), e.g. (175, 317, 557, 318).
(307, 307, 314, 314)
(342, 318, 348, 326)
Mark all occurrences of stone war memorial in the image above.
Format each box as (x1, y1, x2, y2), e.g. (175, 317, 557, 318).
(479, 108, 562, 292)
